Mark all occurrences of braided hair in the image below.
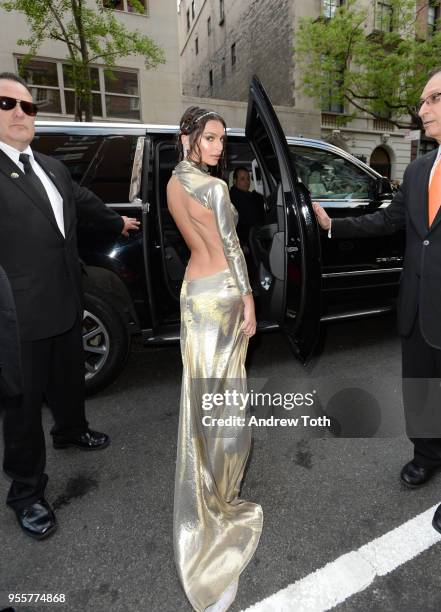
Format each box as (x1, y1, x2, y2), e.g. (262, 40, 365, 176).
(177, 106, 227, 177)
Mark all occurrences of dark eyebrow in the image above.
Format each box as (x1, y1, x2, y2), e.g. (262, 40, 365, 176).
(421, 91, 441, 101)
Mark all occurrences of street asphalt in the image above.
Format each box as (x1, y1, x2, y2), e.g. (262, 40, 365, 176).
(1, 313, 441, 612)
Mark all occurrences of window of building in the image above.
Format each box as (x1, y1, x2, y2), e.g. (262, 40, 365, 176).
(186, 8, 190, 31)
(197, 85, 200, 96)
(375, 0, 393, 32)
(219, 0, 224, 24)
(195, 36, 199, 55)
(428, 3, 440, 37)
(16, 59, 62, 113)
(322, 0, 342, 18)
(209, 69, 213, 87)
(191, 1, 195, 19)
(103, 0, 148, 15)
(321, 70, 344, 114)
(231, 43, 236, 67)
(207, 16, 211, 35)
(221, 62, 226, 80)
(17, 57, 140, 120)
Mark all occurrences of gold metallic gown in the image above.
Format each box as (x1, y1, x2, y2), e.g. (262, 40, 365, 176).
(173, 160, 263, 612)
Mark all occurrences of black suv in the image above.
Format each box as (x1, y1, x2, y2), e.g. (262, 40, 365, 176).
(33, 77, 402, 394)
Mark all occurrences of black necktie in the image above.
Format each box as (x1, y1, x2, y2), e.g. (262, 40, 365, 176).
(19, 152, 51, 207)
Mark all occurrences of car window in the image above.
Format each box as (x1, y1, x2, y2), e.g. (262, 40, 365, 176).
(32, 132, 138, 202)
(289, 145, 376, 202)
(225, 140, 258, 190)
(82, 135, 138, 203)
(32, 132, 102, 184)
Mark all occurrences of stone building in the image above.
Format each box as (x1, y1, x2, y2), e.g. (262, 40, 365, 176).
(0, 0, 182, 124)
(178, 0, 440, 181)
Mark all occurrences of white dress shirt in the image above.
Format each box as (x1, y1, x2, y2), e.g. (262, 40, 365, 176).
(0, 140, 65, 237)
(429, 145, 441, 187)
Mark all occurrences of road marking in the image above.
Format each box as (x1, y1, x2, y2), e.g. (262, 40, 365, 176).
(242, 504, 441, 612)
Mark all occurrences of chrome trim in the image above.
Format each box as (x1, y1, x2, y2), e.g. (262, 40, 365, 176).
(129, 137, 145, 202)
(321, 305, 394, 322)
(107, 202, 143, 209)
(322, 267, 402, 278)
(34, 121, 382, 179)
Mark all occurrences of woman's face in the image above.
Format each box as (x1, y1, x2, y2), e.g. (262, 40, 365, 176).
(192, 119, 225, 166)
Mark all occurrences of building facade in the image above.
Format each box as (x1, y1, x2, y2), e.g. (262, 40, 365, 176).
(178, 0, 439, 181)
(0, 0, 182, 124)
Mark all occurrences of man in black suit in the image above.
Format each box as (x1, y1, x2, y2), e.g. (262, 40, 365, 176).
(0, 265, 21, 400)
(313, 69, 441, 533)
(0, 73, 139, 539)
(229, 167, 264, 246)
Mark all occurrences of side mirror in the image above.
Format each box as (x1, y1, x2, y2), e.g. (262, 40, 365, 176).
(375, 176, 393, 199)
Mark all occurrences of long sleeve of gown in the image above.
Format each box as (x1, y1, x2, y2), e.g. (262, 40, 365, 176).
(209, 181, 252, 295)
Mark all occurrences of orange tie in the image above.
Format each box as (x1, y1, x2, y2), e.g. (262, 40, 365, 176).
(429, 157, 441, 226)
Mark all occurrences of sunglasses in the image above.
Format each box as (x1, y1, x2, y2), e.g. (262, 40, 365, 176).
(0, 96, 38, 116)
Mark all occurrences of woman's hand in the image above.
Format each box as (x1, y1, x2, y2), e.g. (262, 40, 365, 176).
(241, 294, 256, 337)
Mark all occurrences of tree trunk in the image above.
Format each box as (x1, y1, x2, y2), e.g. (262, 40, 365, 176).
(71, 0, 93, 121)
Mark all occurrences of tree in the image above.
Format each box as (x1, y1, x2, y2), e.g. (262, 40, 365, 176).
(1, 0, 165, 121)
(295, 0, 441, 128)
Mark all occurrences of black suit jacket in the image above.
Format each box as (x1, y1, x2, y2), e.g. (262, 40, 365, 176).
(332, 149, 441, 347)
(229, 185, 264, 243)
(0, 265, 22, 398)
(0, 149, 123, 342)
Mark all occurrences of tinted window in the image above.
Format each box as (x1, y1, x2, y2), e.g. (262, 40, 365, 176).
(32, 132, 138, 202)
(82, 135, 138, 202)
(289, 145, 375, 202)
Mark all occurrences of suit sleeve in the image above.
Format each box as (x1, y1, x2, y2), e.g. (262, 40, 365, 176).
(71, 179, 124, 235)
(209, 181, 252, 295)
(332, 172, 407, 238)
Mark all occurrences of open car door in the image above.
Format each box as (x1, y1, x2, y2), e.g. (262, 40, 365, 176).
(246, 75, 322, 362)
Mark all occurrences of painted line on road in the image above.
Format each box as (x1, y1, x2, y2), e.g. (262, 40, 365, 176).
(242, 504, 441, 612)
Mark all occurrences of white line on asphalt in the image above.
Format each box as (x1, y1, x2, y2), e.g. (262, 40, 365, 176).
(242, 504, 441, 612)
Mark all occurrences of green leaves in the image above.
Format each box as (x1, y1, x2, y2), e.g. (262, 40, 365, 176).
(295, 0, 441, 126)
(1, 0, 165, 120)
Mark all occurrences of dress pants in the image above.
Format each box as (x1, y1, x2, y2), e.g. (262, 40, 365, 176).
(2, 317, 88, 510)
(402, 314, 441, 469)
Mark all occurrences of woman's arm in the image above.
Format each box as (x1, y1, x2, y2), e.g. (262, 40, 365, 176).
(209, 181, 256, 336)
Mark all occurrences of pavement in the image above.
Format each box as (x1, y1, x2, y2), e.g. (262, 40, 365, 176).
(1, 314, 441, 612)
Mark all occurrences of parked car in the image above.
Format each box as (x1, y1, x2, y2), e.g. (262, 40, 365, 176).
(32, 76, 403, 394)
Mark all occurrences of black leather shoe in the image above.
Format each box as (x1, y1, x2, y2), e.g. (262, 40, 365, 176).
(15, 498, 57, 540)
(433, 504, 441, 535)
(53, 428, 110, 451)
(400, 460, 435, 487)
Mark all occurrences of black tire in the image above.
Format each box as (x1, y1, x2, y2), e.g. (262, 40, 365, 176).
(82, 292, 130, 395)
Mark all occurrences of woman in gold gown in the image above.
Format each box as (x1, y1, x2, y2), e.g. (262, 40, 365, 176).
(167, 106, 263, 612)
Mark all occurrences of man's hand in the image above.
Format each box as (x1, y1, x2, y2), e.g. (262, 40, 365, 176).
(312, 202, 331, 231)
(121, 216, 140, 237)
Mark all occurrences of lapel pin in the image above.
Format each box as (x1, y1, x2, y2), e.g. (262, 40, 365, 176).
(10, 172, 19, 179)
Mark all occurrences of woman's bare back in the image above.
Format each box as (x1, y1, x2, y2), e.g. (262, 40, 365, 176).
(167, 175, 229, 280)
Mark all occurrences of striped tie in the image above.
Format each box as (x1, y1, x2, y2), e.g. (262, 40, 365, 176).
(429, 157, 441, 226)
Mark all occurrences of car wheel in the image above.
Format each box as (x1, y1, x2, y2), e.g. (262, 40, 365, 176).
(82, 293, 130, 395)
